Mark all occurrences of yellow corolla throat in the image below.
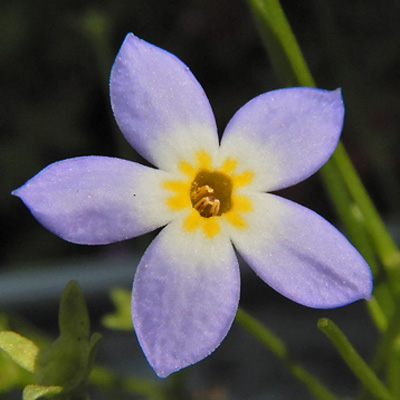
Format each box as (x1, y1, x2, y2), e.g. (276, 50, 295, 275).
(162, 150, 254, 238)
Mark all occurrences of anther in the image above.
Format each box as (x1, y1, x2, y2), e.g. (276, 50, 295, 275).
(193, 196, 220, 218)
(189, 170, 232, 217)
(192, 184, 214, 203)
(191, 184, 220, 218)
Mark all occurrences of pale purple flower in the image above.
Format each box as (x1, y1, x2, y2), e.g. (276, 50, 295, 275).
(13, 34, 372, 378)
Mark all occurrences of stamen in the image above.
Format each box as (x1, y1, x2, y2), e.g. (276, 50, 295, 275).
(190, 170, 232, 218)
(191, 184, 221, 218)
(209, 199, 220, 216)
(192, 184, 214, 204)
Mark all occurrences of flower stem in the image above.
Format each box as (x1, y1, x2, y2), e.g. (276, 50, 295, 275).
(371, 302, 400, 375)
(248, 0, 315, 87)
(318, 153, 379, 275)
(318, 318, 394, 400)
(235, 308, 337, 400)
(329, 144, 400, 292)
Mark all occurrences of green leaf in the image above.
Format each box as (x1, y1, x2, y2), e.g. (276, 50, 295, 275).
(102, 288, 132, 331)
(59, 281, 90, 339)
(0, 351, 33, 392)
(33, 281, 102, 400)
(23, 384, 62, 400)
(0, 331, 39, 372)
(35, 335, 88, 388)
(35, 281, 93, 391)
(87, 333, 102, 374)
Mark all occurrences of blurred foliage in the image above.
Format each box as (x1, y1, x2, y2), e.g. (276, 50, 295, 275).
(0, 282, 102, 399)
(1, 0, 399, 265)
(102, 288, 132, 331)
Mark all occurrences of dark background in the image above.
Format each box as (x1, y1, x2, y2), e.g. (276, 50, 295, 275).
(1, 0, 399, 398)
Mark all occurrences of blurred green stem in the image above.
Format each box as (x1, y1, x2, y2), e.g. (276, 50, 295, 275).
(318, 319, 393, 400)
(387, 337, 400, 398)
(236, 308, 337, 400)
(247, 0, 314, 87)
(330, 144, 400, 292)
(371, 302, 400, 375)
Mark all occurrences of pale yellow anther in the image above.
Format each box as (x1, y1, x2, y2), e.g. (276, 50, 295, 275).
(192, 184, 221, 218)
(193, 196, 220, 218)
(192, 184, 214, 203)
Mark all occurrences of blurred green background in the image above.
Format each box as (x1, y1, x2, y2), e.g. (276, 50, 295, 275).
(0, 0, 399, 398)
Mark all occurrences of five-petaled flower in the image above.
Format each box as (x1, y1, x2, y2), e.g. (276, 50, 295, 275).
(13, 34, 372, 378)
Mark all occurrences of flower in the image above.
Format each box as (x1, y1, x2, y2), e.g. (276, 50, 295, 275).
(13, 33, 372, 378)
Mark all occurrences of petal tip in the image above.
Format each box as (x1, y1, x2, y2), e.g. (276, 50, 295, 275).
(330, 87, 344, 106)
(152, 364, 179, 379)
(121, 32, 139, 48)
(11, 184, 30, 204)
(11, 187, 21, 198)
(361, 273, 374, 302)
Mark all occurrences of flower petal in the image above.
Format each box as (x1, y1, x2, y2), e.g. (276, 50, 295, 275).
(13, 156, 174, 244)
(228, 192, 372, 308)
(219, 88, 344, 191)
(110, 34, 219, 170)
(132, 217, 240, 377)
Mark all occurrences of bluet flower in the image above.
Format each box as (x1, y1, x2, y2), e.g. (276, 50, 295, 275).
(13, 34, 372, 378)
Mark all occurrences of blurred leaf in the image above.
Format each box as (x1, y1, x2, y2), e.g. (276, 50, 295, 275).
(0, 331, 39, 372)
(0, 315, 46, 392)
(36, 282, 90, 388)
(0, 351, 33, 392)
(102, 288, 132, 331)
(23, 384, 62, 400)
(35, 335, 88, 388)
(59, 281, 90, 339)
(35, 281, 101, 399)
(87, 332, 102, 375)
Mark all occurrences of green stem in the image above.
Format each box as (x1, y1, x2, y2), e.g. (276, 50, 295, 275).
(248, 0, 315, 87)
(317, 156, 389, 331)
(319, 153, 379, 276)
(235, 308, 337, 400)
(367, 294, 389, 333)
(318, 318, 394, 400)
(371, 302, 400, 374)
(330, 144, 400, 290)
(387, 338, 400, 398)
